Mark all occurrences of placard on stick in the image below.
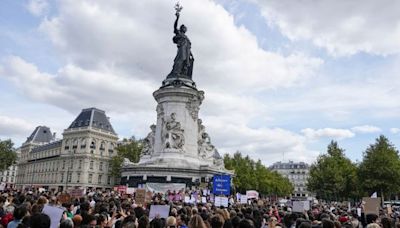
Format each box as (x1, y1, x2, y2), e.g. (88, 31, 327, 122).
(292, 201, 310, 212)
(363, 197, 381, 215)
(149, 205, 170, 221)
(42, 205, 65, 228)
(135, 188, 146, 205)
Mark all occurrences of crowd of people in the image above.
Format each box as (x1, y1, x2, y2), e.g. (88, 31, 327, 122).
(0, 189, 398, 228)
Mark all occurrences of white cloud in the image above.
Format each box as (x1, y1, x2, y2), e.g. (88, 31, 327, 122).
(0, 115, 34, 138)
(390, 128, 400, 134)
(26, 0, 48, 16)
(0, 56, 156, 114)
(351, 125, 381, 134)
(205, 118, 318, 164)
(37, 0, 321, 93)
(0, 0, 324, 164)
(301, 128, 355, 140)
(255, 0, 400, 56)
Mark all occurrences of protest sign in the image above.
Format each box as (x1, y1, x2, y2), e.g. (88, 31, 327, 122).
(220, 197, 229, 207)
(126, 187, 135, 195)
(42, 205, 65, 228)
(246, 190, 259, 199)
(363, 197, 381, 215)
(190, 196, 196, 204)
(149, 205, 170, 221)
(184, 196, 191, 203)
(215, 196, 229, 207)
(135, 189, 146, 205)
(0, 182, 6, 191)
(236, 193, 241, 201)
(303, 201, 310, 210)
(292, 201, 310, 212)
(57, 193, 71, 204)
(202, 197, 207, 203)
(213, 175, 231, 195)
(240, 195, 248, 204)
(69, 188, 84, 198)
(387, 204, 392, 215)
(117, 185, 127, 194)
(215, 196, 221, 207)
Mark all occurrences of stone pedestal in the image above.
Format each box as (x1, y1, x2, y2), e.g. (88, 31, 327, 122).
(121, 78, 232, 187)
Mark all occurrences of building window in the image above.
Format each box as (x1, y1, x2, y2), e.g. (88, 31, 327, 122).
(62, 160, 66, 169)
(99, 162, 103, 171)
(90, 161, 94, 170)
(98, 175, 102, 184)
(90, 141, 96, 149)
(107, 176, 111, 185)
(61, 173, 64, 183)
(88, 174, 92, 183)
(77, 173, 80, 183)
(78, 160, 82, 169)
(68, 172, 72, 183)
(69, 160, 73, 169)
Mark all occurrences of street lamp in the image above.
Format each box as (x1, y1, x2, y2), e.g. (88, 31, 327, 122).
(65, 149, 75, 192)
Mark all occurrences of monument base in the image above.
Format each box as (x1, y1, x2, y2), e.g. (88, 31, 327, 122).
(121, 163, 233, 188)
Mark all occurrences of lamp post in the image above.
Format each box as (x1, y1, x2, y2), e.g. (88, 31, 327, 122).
(30, 153, 37, 190)
(65, 149, 74, 192)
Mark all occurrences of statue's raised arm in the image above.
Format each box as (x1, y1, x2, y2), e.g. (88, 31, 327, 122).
(174, 13, 180, 34)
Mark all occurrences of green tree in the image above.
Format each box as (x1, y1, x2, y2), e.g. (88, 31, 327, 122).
(358, 135, 400, 200)
(307, 140, 359, 200)
(0, 139, 17, 171)
(110, 137, 143, 178)
(224, 151, 293, 196)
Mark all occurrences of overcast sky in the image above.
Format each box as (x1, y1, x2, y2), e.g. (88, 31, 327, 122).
(1, 0, 400, 165)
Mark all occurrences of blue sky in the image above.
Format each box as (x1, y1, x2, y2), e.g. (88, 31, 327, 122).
(1, 0, 400, 165)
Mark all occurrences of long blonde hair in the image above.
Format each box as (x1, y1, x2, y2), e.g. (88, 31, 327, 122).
(189, 215, 207, 228)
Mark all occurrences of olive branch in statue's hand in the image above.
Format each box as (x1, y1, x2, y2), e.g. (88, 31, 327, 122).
(175, 2, 183, 15)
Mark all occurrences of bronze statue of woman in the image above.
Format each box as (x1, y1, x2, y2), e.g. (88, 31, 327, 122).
(167, 4, 194, 79)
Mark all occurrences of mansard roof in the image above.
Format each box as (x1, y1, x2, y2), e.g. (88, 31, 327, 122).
(25, 126, 53, 143)
(270, 161, 309, 170)
(31, 140, 62, 153)
(68, 108, 116, 134)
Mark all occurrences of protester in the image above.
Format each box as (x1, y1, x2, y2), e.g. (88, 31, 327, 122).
(0, 188, 397, 228)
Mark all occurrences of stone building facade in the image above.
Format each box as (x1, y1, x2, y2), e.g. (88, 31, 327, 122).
(270, 161, 311, 197)
(15, 108, 118, 191)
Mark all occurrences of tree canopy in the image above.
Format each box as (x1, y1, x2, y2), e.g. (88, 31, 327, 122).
(110, 137, 143, 178)
(0, 139, 17, 171)
(307, 140, 359, 200)
(224, 151, 293, 196)
(358, 135, 400, 199)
